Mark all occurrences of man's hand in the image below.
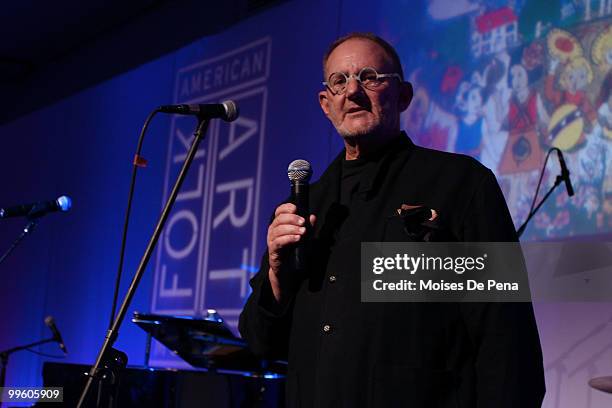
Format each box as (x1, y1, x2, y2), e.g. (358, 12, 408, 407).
(267, 203, 316, 303)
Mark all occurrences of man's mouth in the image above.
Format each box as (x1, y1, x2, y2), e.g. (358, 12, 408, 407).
(346, 107, 367, 114)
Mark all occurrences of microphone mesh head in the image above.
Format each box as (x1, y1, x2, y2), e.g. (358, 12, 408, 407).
(56, 196, 72, 212)
(221, 100, 239, 122)
(287, 159, 312, 182)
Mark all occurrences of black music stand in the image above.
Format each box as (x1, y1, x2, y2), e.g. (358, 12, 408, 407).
(132, 311, 286, 377)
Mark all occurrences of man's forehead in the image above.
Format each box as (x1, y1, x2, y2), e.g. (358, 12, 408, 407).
(325, 38, 394, 72)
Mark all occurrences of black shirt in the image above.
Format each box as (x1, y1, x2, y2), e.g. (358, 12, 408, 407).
(239, 133, 545, 408)
(340, 157, 370, 206)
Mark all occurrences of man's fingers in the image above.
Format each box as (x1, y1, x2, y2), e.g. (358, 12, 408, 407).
(274, 203, 297, 217)
(267, 206, 316, 254)
(269, 234, 301, 252)
(268, 224, 307, 243)
(270, 213, 305, 229)
(268, 213, 315, 241)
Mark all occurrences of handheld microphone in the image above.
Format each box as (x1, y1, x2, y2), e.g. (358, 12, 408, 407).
(158, 100, 239, 122)
(555, 149, 574, 197)
(0, 195, 72, 219)
(44, 316, 68, 354)
(287, 159, 312, 271)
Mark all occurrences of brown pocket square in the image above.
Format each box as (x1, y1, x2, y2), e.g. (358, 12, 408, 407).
(394, 204, 443, 241)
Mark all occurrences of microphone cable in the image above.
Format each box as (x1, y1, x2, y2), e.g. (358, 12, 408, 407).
(108, 108, 160, 330)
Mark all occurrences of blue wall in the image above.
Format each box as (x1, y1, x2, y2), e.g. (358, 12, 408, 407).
(0, 52, 175, 386)
(1, 1, 612, 407)
(0, 0, 340, 389)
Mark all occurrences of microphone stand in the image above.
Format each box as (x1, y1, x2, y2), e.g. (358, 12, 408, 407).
(517, 147, 574, 238)
(0, 219, 38, 266)
(76, 117, 211, 408)
(517, 174, 564, 238)
(0, 336, 56, 388)
(108, 109, 160, 330)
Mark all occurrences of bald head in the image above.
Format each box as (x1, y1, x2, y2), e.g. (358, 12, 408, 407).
(322, 32, 404, 81)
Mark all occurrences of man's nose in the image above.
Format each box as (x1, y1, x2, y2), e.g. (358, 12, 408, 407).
(345, 76, 363, 98)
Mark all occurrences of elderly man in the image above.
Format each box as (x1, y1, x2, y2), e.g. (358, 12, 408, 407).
(239, 33, 545, 407)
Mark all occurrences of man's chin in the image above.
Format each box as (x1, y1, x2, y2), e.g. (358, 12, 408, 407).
(336, 124, 378, 140)
(340, 131, 369, 140)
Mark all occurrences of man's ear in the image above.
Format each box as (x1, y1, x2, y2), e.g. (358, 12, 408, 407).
(319, 90, 331, 117)
(398, 81, 413, 112)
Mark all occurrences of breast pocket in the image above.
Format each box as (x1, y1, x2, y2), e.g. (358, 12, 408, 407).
(383, 215, 420, 242)
(383, 214, 456, 242)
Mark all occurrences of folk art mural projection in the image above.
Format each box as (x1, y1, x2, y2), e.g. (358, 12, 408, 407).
(385, 0, 612, 239)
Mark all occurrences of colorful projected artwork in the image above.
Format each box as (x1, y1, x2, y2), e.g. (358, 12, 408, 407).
(385, 0, 612, 239)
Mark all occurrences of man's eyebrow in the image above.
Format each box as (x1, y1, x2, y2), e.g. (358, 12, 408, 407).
(329, 66, 378, 74)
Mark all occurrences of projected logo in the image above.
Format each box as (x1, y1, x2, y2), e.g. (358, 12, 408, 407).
(150, 37, 270, 366)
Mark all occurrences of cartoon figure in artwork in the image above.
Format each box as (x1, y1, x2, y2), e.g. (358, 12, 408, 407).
(592, 25, 612, 139)
(499, 63, 550, 174)
(457, 55, 510, 170)
(589, 26, 612, 232)
(402, 68, 459, 152)
(591, 25, 612, 74)
(545, 29, 596, 151)
(479, 54, 511, 172)
(454, 81, 485, 159)
(596, 74, 612, 139)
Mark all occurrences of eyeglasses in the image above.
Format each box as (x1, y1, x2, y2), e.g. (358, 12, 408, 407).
(322, 67, 402, 95)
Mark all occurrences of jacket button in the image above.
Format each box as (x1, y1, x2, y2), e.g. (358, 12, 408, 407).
(322, 324, 331, 333)
(328, 275, 337, 283)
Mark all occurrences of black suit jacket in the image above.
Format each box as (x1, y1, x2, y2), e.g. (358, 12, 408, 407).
(239, 134, 545, 407)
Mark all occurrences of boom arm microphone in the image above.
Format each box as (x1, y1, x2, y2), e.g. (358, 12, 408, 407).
(0, 195, 72, 219)
(45, 316, 68, 354)
(555, 148, 574, 197)
(158, 100, 239, 122)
